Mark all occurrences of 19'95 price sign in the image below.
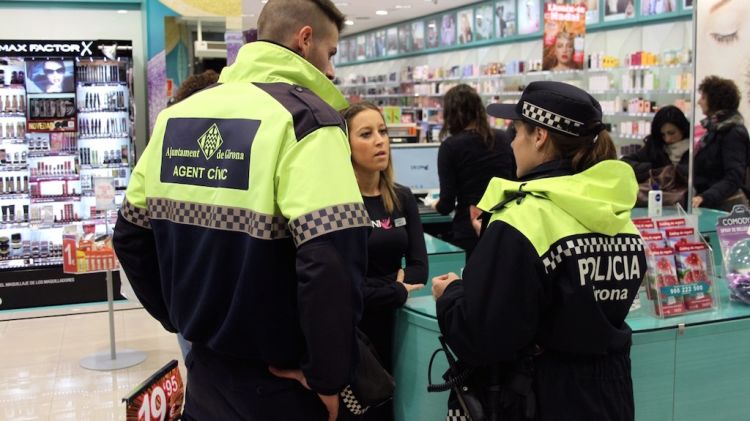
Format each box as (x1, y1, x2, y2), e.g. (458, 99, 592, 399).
(123, 360, 184, 421)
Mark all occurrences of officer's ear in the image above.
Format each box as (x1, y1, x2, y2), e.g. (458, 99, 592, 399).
(534, 126, 550, 151)
(294, 25, 314, 58)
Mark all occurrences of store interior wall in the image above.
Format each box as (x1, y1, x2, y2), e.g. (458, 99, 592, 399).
(338, 20, 692, 84)
(0, 7, 148, 161)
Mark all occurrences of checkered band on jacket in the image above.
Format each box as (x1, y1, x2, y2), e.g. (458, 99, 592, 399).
(445, 409, 469, 421)
(340, 386, 369, 415)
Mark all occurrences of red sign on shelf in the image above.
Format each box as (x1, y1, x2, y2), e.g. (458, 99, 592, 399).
(62, 234, 78, 273)
(123, 360, 184, 421)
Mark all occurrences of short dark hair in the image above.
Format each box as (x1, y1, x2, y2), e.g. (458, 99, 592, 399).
(173, 70, 219, 103)
(440, 84, 494, 149)
(649, 105, 689, 145)
(258, 0, 345, 44)
(699, 75, 741, 114)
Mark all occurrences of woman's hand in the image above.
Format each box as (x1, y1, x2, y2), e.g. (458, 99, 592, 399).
(396, 268, 424, 294)
(430, 199, 440, 210)
(469, 205, 482, 236)
(692, 195, 704, 209)
(432, 272, 460, 300)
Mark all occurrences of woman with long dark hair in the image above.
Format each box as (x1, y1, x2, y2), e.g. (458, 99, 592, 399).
(434, 84, 515, 258)
(622, 105, 690, 182)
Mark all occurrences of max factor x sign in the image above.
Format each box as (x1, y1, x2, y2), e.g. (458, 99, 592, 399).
(0, 40, 131, 58)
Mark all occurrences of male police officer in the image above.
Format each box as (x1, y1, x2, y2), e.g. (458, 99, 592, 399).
(113, 1, 369, 420)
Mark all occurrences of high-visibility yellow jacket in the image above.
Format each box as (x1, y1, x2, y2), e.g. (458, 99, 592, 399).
(113, 41, 369, 394)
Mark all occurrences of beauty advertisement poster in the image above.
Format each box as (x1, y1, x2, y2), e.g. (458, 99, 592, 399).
(542, 3, 586, 71)
(696, 0, 750, 121)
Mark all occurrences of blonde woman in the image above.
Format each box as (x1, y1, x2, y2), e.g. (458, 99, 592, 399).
(343, 102, 428, 421)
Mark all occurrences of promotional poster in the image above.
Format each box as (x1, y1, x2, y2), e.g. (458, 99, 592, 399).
(457, 8, 474, 44)
(387, 27, 399, 56)
(356, 35, 366, 61)
(375, 30, 386, 57)
(495, 0, 517, 38)
(604, 0, 636, 21)
(426, 18, 440, 48)
(585, 0, 600, 24)
(25, 60, 75, 94)
(412, 21, 425, 50)
(696, 0, 750, 121)
(440, 13, 456, 46)
(366, 33, 376, 59)
(518, 0, 541, 35)
(27, 95, 77, 133)
(542, 3, 586, 71)
(641, 0, 677, 16)
(475, 4, 493, 41)
(398, 23, 413, 53)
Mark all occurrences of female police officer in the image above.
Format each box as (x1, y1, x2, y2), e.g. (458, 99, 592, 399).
(432, 81, 647, 421)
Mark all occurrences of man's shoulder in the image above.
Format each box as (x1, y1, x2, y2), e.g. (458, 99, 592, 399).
(253, 82, 345, 141)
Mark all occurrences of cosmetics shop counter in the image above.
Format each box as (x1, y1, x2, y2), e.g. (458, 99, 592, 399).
(408, 208, 750, 421)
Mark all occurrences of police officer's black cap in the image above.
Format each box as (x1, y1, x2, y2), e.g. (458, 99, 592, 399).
(487, 81, 604, 137)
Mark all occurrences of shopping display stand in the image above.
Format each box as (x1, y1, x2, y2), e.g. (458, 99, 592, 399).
(63, 181, 146, 370)
(75, 266, 146, 371)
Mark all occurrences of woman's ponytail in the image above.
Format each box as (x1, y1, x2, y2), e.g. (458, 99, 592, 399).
(571, 128, 617, 172)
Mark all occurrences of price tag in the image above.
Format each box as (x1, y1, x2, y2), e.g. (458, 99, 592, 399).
(123, 360, 184, 421)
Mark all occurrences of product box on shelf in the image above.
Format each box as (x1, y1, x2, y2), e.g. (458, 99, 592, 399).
(715, 205, 750, 305)
(62, 222, 119, 274)
(634, 211, 719, 318)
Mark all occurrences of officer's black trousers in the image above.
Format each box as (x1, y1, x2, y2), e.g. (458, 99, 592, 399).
(534, 349, 634, 421)
(182, 345, 330, 421)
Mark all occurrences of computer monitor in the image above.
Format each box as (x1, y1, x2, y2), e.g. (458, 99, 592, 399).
(390, 144, 440, 194)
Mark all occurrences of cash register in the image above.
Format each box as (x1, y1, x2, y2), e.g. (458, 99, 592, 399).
(390, 144, 440, 214)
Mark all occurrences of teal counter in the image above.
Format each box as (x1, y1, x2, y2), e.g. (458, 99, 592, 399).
(419, 211, 453, 225)
(395, 209, 748, 421)
(395, 291, 750, 421)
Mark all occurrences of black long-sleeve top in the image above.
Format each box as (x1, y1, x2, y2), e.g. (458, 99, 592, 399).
(436, 129, 516, 241)
(621, 136, 689, 183)
(694, 112, 750, 208)
(360, 184, 428, 370)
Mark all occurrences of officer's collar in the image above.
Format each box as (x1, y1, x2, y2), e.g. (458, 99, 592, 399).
(520, 159, 574, 181)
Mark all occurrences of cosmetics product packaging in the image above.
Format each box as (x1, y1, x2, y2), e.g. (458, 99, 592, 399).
(650, 247, 685, 316)
(675, 242, 713, 311)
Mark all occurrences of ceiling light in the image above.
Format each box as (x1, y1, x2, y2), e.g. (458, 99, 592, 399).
(344, 20, 354, 25)
(395, 4, 412, 9)
(428, 23, 436, 28)
(375, 10, 388, 15)
(116, 9, 128, 14)
(335, 2, 349, 6)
